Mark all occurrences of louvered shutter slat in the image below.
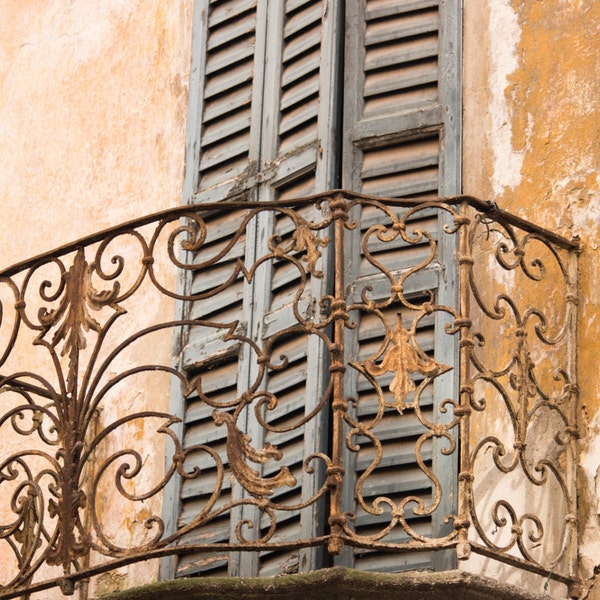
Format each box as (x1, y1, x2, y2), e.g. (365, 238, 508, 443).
(209, 0, 256, 24)
(365, 36, 438, 71)
(282, 27, 321, 64)
(280, 78, 319, 112)
(281, 57, 321, 88)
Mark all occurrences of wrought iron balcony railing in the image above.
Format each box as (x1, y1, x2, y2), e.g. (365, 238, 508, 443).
(0, 191, 579, 598)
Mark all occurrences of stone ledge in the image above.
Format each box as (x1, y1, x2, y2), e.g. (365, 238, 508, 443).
(95, 567, 550, 600)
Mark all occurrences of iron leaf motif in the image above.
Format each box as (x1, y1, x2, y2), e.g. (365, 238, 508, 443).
(41, 249, 102, 358)
(269, 215, 329, 277)
(213, 411, 297, 497)
(363, 314, 451, 413)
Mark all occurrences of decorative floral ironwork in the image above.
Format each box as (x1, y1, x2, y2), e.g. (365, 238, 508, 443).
(358, 314, 451, 413)
(0, 192, 579, 598)
(213, 411, 297, 498)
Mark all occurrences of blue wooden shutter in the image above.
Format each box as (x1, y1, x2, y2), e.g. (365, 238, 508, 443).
(176, 0, 341, 578)
(175, 0, 461, 578)
(337, 0, 461, 572)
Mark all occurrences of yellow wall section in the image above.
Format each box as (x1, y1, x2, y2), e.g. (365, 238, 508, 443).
(464, 0, 600, 584)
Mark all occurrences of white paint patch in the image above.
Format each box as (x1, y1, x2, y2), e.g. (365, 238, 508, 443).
(488, 0, 523, 195)
(567, 192, 600, 240)
(578, 408, 600, 578)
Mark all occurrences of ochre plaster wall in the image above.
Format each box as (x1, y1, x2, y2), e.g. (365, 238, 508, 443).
(0, 1, 193, 597)
(464, 0, 600, 591)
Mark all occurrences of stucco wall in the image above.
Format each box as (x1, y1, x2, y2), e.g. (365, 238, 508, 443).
(1, 0, 600, 597)
(0, 1, 193, 597)
(463, 0, 600, 592)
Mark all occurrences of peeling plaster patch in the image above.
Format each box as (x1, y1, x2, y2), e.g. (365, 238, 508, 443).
(524, 112, 534, 150)
(488, 0, 523, 195)
(553, 172, 600, 248)
(95, 570, 127, 596)
(568, 76, 595, 117)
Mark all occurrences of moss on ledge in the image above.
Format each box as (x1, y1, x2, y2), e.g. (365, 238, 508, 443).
(94, 567, 549, 600)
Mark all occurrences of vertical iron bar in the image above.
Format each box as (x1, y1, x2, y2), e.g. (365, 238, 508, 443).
(431, 206, 460, 572)
(456, 200, 473, 561)
(326, 192, 348, 555)
(566, 243, 580, 593)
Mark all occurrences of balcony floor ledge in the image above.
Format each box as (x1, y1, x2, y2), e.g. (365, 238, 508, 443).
(95, 567, 554, 600)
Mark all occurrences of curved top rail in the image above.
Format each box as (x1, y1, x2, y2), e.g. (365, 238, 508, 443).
(0, 189, 579, 596)
(0, 191, 579, 278)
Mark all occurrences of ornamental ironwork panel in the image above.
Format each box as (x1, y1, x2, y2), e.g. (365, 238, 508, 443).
(0, 192, 579, 598)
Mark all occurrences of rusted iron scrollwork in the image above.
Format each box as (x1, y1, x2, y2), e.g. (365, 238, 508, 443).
(457, 205, 579, 591)
(0, 192, 579, 598)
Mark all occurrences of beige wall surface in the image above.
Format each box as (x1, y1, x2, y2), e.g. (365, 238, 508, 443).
(0, 0, 191, 268)
(464, 0, 600, 590)
(0, 1, 193, 597)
